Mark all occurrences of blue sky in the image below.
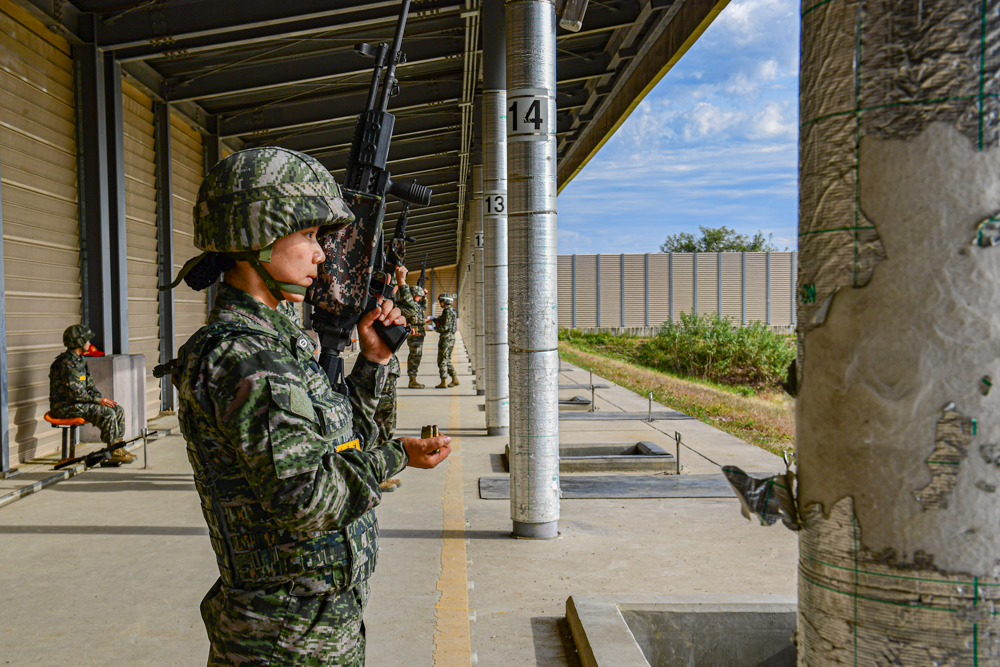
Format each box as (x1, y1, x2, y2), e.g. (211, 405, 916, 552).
(557, 0, 800, 254)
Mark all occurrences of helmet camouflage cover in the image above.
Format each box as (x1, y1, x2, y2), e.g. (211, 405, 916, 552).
(411, 285, 425, 296)
(194, 147, 354, 253)
(63, 324, 94, 350)
(439, 293, 454, 304)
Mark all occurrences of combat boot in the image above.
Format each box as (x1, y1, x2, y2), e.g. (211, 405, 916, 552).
(110, 446, 135, 464)
(408, 377, 424, 389)
(448, 374, 460, 387)
(435, 377, 449, 388)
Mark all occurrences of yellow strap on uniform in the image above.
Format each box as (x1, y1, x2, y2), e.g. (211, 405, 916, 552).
(336, 439, 360, 453)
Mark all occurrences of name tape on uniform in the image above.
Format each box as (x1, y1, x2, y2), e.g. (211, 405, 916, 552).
(507, 88, 555, 142)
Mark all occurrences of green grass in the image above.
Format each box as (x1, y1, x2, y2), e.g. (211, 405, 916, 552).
(559, 344, 794, 456)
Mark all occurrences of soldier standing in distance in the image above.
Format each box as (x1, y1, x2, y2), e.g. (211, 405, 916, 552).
(372, 264, 420, 492)
(49, 324, 133, 464)
(162, 147, 450, 667)
(404, 284, 427, 388)
(431, 293, 459, 388)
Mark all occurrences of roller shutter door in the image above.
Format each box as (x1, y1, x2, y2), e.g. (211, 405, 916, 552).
(0, 2, 78, 464)
(671, 253, 694, 319)
(745, 252, 768, 323)
(171, 113, 206, 352)
(122, 81, 160, 419)
(557, 255, 572, 328)
(647, 254, 671, 327)
(598, 254, 622, 328)
(622, 255, 645, 327)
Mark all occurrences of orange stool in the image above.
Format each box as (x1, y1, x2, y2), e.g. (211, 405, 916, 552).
(44, 413, 86, 459)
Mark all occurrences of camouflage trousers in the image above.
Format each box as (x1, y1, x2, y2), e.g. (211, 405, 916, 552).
(50, 402, 125, 445)
(373, 357, 399, 446)
(202, 579, 370, 667)
(437, 334, 455, 378)
(406, 336, 424, 378)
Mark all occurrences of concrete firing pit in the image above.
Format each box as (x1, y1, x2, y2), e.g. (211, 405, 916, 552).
(567, 595, 797, 667)
(503, 441, 677, 473)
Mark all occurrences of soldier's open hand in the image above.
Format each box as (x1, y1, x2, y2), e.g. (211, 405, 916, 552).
(400, 435, 451, 468)
(99, 397, 118, 408)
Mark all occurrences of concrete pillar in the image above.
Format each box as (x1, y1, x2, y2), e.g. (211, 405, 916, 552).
(473, 161, 486, 396)
(796, 0, 1000, 661)
(483, 0, 510, 435)
(507, 0, 559, 539)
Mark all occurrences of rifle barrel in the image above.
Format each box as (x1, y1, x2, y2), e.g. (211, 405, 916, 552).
(379, 0, 411, 111)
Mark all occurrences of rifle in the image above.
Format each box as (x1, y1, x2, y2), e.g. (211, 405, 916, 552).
(416, 253, 429, 289)
(306, 0, 432, 393)
(54, 431, 147, 470)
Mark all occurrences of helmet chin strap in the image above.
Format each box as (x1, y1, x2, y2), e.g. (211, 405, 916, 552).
(239, 244, 308, 304)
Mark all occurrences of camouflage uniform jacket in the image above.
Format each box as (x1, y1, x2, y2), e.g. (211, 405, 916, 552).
(399, 285, 425, 336)
(434, 305, 457, 335)
(176, 283, 408, 596)
(49, 351, 102, 411)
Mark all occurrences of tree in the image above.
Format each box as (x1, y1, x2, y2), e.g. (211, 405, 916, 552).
(659, 226, 783, 253)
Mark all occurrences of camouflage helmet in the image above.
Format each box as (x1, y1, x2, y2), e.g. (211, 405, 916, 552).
(63, 324, 94, 350)
(412, 285, 425, 297)
(162, 147, 355, 302)
(193, 147, 354, 253)
(439, 293, 454, 304)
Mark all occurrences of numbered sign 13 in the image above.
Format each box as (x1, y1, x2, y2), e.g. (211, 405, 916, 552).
(484, 192, 506, 217)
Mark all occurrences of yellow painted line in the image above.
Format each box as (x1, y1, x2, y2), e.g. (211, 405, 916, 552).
(432, 375, 472, 665)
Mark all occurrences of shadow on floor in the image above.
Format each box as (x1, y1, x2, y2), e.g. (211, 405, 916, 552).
(0, 525, 208, 536)
(379, 528, 513, 541)
(531, 616, 583, 667)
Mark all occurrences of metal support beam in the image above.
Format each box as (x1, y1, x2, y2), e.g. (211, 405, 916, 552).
(507, 0, 559, 539)
(113, 2, 463, 62)
(204, 132, 224, 314)
(155, 103, 176, 412)
(105, 54, 129, 354)
(75, 43, 114, 354)
(483, 0, 509, 435)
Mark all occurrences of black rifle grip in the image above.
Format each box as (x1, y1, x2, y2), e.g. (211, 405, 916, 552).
(373, 319, 411, 353)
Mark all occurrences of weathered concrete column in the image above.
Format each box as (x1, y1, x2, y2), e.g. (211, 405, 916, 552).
(483, 0, 510, 435)
(797, 0, 1000, 660)
(507, 0, 559, 538)
(472, 162, 486, 395)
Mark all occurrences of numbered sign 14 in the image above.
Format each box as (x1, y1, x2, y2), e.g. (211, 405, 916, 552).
(507, 88, 554, 142)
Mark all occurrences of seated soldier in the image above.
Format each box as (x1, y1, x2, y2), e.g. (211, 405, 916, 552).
(49, 325, 133, 464)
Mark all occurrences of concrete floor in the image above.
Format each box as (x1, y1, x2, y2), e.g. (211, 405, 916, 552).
(0, 332, 797, 666)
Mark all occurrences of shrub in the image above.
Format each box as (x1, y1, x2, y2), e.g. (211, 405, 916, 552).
(559, 313, 795, 390)
(638, 313, 793, 388)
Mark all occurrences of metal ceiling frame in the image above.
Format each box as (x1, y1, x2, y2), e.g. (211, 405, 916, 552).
(9, 0, 728, 267)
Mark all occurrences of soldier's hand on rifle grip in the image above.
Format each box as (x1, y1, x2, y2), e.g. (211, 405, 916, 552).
(358, 297, 405, 365)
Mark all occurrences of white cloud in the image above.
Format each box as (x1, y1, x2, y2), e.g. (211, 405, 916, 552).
(749, 102, 796, 139)
(684, 102, 742, 140)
